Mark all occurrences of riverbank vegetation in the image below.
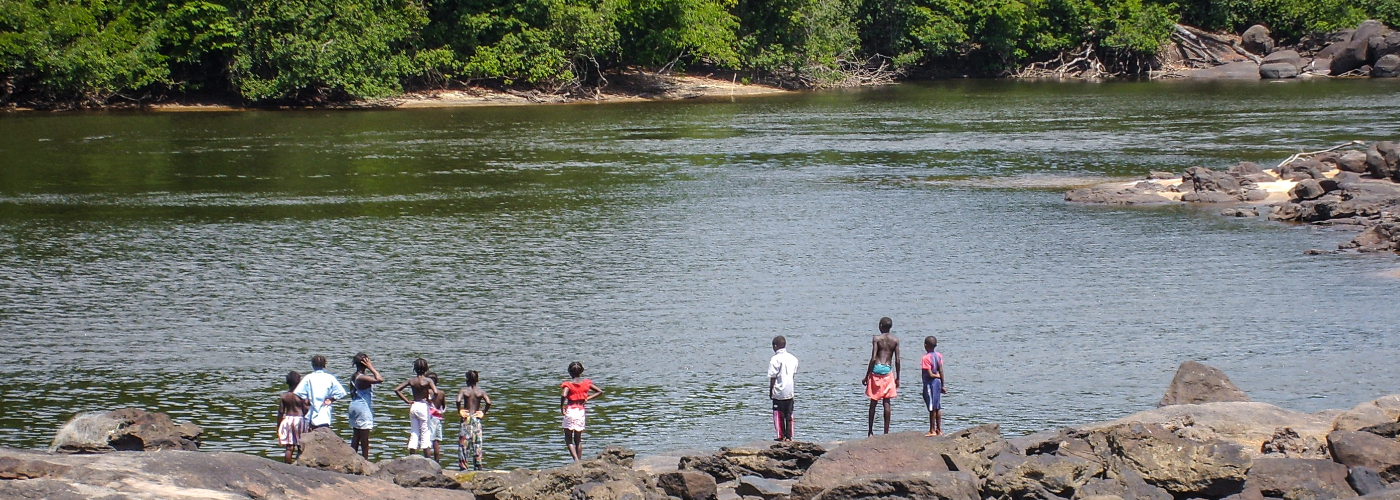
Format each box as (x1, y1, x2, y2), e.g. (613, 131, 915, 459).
(1, 0, 1397, 107)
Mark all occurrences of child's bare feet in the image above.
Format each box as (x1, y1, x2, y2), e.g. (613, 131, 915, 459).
(924, 432, 936, 437)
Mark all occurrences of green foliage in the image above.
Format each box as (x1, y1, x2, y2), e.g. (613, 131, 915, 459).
(229, 0, 427, 100)
(617, 0, 739, 68)
(426, 0, 619, 86)
(739, 0, 861, 74)
(1176, 0, 1368, 41)
(1102, 0, 1175, 54)
(0, 0, 170, 104)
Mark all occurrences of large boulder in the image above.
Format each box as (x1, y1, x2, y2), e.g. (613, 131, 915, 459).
(493, 455, 661, 500)
(375, 455, 459, 489)
(1082, 402, 1334, 458)
(0, 446, 474, 500)
(1262, 50, 1302, 67)
(1292, 179, 1328, 200)
(1072, 468, 1173, 500)
(1372, 33, 1400, 62)
(736, 475, 793, 499)
(791, 425, 1009, 500)
(1332, 37, 1374, 75)
(1244, 457, 1357, 500)
(718, 441, 825, 479)
(296, 427, 378, 476)
(812, 471, 979, 500)
(1348, 467, 1389, 496)
(1334, 395, 1400, 431)
(1260, 62, 1301, 79)
(1242, 25, 1275, 55)
(50, 408, 202, 453)
(1339, 151, 1371, 173)
(1353, 20, 1390, 46)
(678, 454, 738, 483)
(656, 471, 717, 500)
(1159, 361, 1251, 407)
(1328, 430, 1400, 482)
(985, 453, 1104, 499)
(1375, 54, 1400, 77)
(1102, 422, 1252, 497)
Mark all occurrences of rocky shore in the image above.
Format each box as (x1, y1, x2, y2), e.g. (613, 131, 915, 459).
(5, 361, 1400, 499)
(1066, 140, 1400, 255)
(1168, 20, 1400, 79)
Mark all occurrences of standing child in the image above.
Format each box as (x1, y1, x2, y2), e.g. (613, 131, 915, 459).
(767, 336, 798, 441)
(276, 371, 309, 464)
(863, 317, 900, 436)
(456, 370, 493, 471)
(921, 336, 947, 436)
(347, 353, 383, 460)
(392, 358, 439, 457)
(560, 361, 604, 462)
(426, 372, 446, 462)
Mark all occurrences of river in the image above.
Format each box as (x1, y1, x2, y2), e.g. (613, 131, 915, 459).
(2, 79, 1399, 469)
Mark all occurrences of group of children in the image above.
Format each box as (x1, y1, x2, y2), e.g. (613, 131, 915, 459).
(769, 317, 948, 442)
(273, 317, 943, 470)
(274, 354, 499, 470)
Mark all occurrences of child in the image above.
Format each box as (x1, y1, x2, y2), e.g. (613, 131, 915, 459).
(392, 358, 439, 457)
(767, 336, 798, 441)
(456, 370, 493, 471)
(348, 353, 383, 460)
(276, 370, 309, 464)
(426, 372, 446, 462)
(560, 361, 604, 462)
(863, 317, 900, 436)
(921, 336, 947, 436)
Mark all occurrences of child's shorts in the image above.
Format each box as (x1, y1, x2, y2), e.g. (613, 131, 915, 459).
(922, 379, 943, 411)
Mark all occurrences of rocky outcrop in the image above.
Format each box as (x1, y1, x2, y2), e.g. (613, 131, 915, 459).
(375, 455, 459, 489)
(1244, 457, 1357, 500)
(485, 453, 665, 500)
(1328, 430, 1400, 482)
(1159, 360, 1251, 407)
(0, 447, 473, 500)
(679, 440, 825, 483)
(1334, 396, 1400, 432)
(1065, 185, 1173, 205)
(296, 426, 378, 476)
(1082, 402, 1335, 458)
(791, 425, 1007, 500)
(812, 471, 979, 500)
(1242, 25, 1275, 55)
(50, 408, 202, 453)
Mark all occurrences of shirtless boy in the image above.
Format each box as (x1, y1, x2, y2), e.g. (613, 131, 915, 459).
(863, 317, 900, 436)
(456, 370, 493, 470)
(276, 371, 309, 464)
(393, 358, 439, 457)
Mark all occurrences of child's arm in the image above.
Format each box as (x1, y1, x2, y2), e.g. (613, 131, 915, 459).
(481, 392, 492, 414)
(393, 379, 412, 405)
(939, 358, 947, 393)
(587, 383, 604, 401)
(862, 340, 877, 385)
(277, 396, 285, 426)
(893, 343, 901, 388)
(456, 389, 466, 412)
(560, 386, 569, 415)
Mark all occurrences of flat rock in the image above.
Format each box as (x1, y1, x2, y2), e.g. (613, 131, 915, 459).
(737, 475, 793, 498)
(1334, 395, 1400, 431)
(791, 425, 1007, 500)
(986, 453, 1103, 498)
(1185, 61, 1262, 79)
(1066, 186, 1173, 205)
(811, 471, 978, 500)
(1082, 402, 1333, 459)
(1244, 457, 1357, 500)
(374, 455, 459, 489)
(1328, 430, 1400, 483)
(1159, 361, 1251, 407)
(1261, 62, 1300, 78)
(0, 446, 473, 500)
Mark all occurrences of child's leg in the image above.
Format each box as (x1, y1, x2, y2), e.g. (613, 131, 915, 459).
(867, 399, 878, 436)
(933, 409, 942, 435)
(880, 399, 892, 434)
(458, 423, 468, 471)
(772, 401, 783, 440)
(284, 445, 294, 464)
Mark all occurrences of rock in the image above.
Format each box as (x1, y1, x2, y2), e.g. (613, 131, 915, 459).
(1186, 61, 1263, 79)
(657, 471, 718, 500)
(791, 425, 1008, 500)
(1343, 224, 1400, 252)
(1242, 25, 1275, 55)
(1159, 361, 1251, 407)
(811, 471, 979, 500)
(1357, 488, 1400, 500)
(296, 426, 378, 476)
(1348, 467, 1389, 496)
(1222, 207, 1259, 217)
(1262, 50, 1301, 67)
(737, 475, 792, 499)
(1183, 191, 1241, 203)
(1353, 20, 1389, 45)
(1334, 395, 1400, 431)
(375, 455, 460, 489)
(1244, 190, 1268, 201)
(1333, 171, 1364, 188)
(1260, 427, 1328, 458)
(1083, 402, 1335, 459)
(1148, 171, 1177, 179)
(1066, 186, 1173, 205)
(572, 480, 644, 500)
(1185, 166, 1242, 194)
(1291, 179, 1327, 200)
(1371, 33, 1400, 61)
(1260, 62, 1299, 79)
(50, 408, 201, 453)
(679, 455, 738, 483)
(1308, 57, 1334, 74)
(1330, 430, 1400, 482)
(1072, 468, 1172, 500)
(0, 446, 474, 500)
(495, 457, 660, 500)
(1244, 457, 1356, 500)
(1340, 151, 1370, 173)
(718, 441, 825, 479)
(1332, 37, 1374, 75)
(470, 469, 538, 500)
(1229, 162, 1265, 177)
(1362, 422, 1400, 438)
(1101, 422, 1252, 497)
(1375, 54, 1400, 77)
(985, 453, 1104, 499)
(597, 446, 635, 467)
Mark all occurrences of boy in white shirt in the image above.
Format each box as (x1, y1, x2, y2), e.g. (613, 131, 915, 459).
(767, 336, 799, 441)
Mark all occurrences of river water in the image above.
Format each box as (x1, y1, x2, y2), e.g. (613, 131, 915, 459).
(2, 79, 1399, 469)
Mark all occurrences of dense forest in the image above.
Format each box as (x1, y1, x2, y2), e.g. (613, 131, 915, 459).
(1, 0, 1397, 106)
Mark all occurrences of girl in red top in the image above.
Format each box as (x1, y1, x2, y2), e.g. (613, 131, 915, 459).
(560, 361, 604, 461)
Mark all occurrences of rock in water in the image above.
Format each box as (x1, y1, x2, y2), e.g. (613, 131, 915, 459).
(51, 408, 201, 453)
(1328, 430, 1400, 482)
(1260, 62, 1301, 79)
(1331, 37, 1374, 75)
(296, 427, 378, 475)
(1244, 457, 1357, 500)
(656, 471, 718, 500)
(811, 471, 979, 500)
(1375, 54, 1400, 77)
(1241, 25, 1274, 55)
(1159, 361, 1251, 407)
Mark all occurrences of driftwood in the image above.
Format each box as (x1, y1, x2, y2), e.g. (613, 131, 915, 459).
(1013, 44, 1113, 79)
(1276, 140, 1366, 169)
